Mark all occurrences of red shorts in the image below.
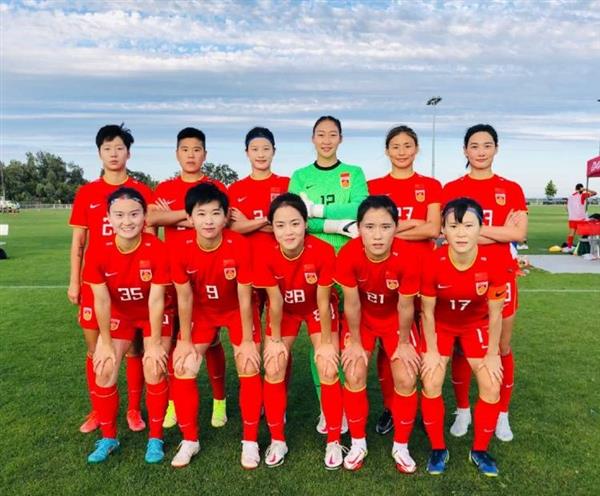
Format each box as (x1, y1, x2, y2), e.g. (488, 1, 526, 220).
(423, 324, 489, 359)
(109, 314, 173, 341)
(341, 318, 420, 358)
(502, 274, 518, 319)
(266, 301, 339, 338)
(569, 220, 583, 230)
(78, 283, 98, 330)
(188, 307, 261, 346)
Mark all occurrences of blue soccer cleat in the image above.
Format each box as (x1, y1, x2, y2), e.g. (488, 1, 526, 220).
(427, 449, 449, 475)
(87, 438, 119, 464)
(470, 450, 499, 477)
(145, 438, 165, 464)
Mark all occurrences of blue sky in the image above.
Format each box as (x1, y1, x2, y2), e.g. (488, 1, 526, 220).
(1, 0, 599, 196)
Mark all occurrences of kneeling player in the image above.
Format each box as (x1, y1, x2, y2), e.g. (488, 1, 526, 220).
(169, 183, 262, 468)
(254, 193, 343, 469)
(420, 197, 506, 477)
(84, 187, 172, 463)
(336, 196, 421, 472)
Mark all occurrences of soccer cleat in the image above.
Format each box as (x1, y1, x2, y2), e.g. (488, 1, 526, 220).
(392, 446, 417, 474)
(241, 441, 260, 470)
(470, 450, 499, 477)
(126, 409, 146, 432)
(449, 408, 471, 437)
(316, 412, 327, 435)
(171, 440, 200, 468)
(375, 408, 394, 435)
(145, 438, 165, 464)
(265, 440, 288, 468)
(343, 442, 368, 471)
(341, 413, 348, 435)
(79, 411, 100, 434)
(87, 438, 119, 464)
(495, 411, 514, 442)
(426, 449, 449, 475)
(324, 441, 345, 470)
(162, 400, 177, 429)
(211, 398, 227, 428)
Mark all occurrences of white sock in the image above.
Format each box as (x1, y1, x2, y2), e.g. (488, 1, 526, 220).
(393, 442, 408, 453)
(351, 437, 367, 451)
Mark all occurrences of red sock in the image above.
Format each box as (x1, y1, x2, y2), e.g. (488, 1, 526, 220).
(95, 384, 119, 438)
(567, 235, 574, 248)
(473, 398, 501, 451)
(392, 389, 418, 443)
(167, 349, 175, 401)
(377, 348, 394, 410)
(172, 377, 199, 441)
(239, 374, 262, 441)
(146, 379, 169, 439)
(343, 386, 368, 439)
(205, 341, 226, 401)
(421, 394, 445, 450)
(86, 354, 97, 411)
(499, 352, 515, 413)
(284, 354, 293, 392)
(321, 380, 343, 443)
(263, 379, 286, 441)
(126, 355, 144, 412)
(452, 349, 472, 409)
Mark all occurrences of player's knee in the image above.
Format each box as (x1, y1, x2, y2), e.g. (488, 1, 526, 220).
(343, 366, 366, 390)
(264, 356, 286, 382)
(143, 360, 163, 384)
(393, 374, 416, 394)
(317, 362, 338, 384)
(95, 366, 116, 388)
(421, 376, 443, 398)
(479, 382, 500, 403)
(235, 355, 259, 377)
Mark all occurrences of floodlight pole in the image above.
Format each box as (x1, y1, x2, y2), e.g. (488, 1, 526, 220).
(427, 97, 442, 178)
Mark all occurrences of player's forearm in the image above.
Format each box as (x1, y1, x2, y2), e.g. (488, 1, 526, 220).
(421, 298, 438, 353)
(317, 286, 333, 344)
(175, 284, 193, 341)
(69, 230, 86, 284)
(307, 218, 326, 234)
(93, 289, 112, 341)
(324, 201, 362, 220)
(480, 223, 527, 243)
(395, 219, 425, 233)
(266, 287, 283, 340)
(397, 296, 415, 344)
(487, 301, 503, 355)
(146, 208, 187, 228)
(237, 284, 254, 342)
(397, 221, 440, 241)
(230, 217, 269, 234)
(148, 285, 165, 342)
(343, 292, 361, 341)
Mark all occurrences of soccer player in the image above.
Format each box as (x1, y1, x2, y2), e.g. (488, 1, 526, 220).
(420, 198, 507, 476)
(442, 124, 527, 442)
(147, 127, 229, 430)
(565, 183, 597, 252)
(83, 187, 172, 463)
(368, 125, 442, 435)
(289, 115, 368, 433)
(254, 193, 343, 469)
(169, 183, 262, 469)
(335, 196, 421, 472)
(68, 124, 153, 434)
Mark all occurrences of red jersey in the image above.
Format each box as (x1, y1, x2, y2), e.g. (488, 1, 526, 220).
(253, 235, 335, 316)
(82, 232, 171, 321)
(170, 229, 252, 315)
(70, 177, 153, 247)
(152, 175, 228, 247)
(335, 237, 420, 331)
(420, 245, 507, 333)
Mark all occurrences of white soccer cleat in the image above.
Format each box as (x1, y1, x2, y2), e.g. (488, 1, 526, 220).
(241, 441, 260, 470)
(343, 441, 368, 471)
(450, 408, 471, 437)
(265, 440, 288, 468)
(495, 411, 514, 442)
(392, 445, 417, 474)
(316, 412, 327, 435)
(171, 440, 200, 468)
(324, 441, 344, 470)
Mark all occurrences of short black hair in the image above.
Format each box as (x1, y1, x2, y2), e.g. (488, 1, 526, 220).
(575, 183, 584, 190)
(177, 127, 206, 148)
(442, 197, 484, 225)
(107, 186, 147, 213)
(357, 195, 398, 225)
(96, 123, 134, 150)
(464, 124, 498, 148)
(268, 193, 307, 223)
(385, 125, 418, 148)
(245, 126, 275, 150)
(312, 115, 342, 136)
(184, 183, 228, 216)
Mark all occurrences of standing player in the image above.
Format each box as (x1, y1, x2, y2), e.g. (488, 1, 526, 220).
(420, 198, 506, 476)
(254, 193, 343, 469)
(368, 125, 442, 435)
(68, 124, 153, 434)
(289, 115, 368, 433)
(147, 127, 229, 430)
(565, 183, 597, 252)
(83, 188, 171, 463)
(335, 196, 421, 472)
(442, 124, 527, 442)
(169, 183, 262, 469)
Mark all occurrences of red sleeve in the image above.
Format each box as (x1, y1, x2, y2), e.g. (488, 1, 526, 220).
(317, 242, 336, 286)
(82, 245, 104, 284)
(428, 178, 442, 205)
(582, 192, 591, 203)
(235, 235, 253, 284)
(510, 181, 527, 211)
(280, 176, 290, 191)
(170, 246, 189, 285)
(152, 182, 167, 205)
(440, 182, 454, 208)
(334, 242, 358, 288)
(137, 183, 154, 206)
(399, 253, 420, 296)
(487, 258, 508, 300)
(227, 181, 242, 210)
(151, 239, 171, 285)
(252, 252, 277, 287)
(419, 251, 438, 297)
(69, 185, 89, 228)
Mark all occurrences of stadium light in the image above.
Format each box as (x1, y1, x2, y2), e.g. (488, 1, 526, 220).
(426, 97, 442, 178)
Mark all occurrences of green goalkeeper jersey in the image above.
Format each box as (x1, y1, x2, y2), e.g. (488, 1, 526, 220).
(289, 161, 368, 251)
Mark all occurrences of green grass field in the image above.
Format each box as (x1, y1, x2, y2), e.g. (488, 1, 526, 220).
(1, 206, 599, 495)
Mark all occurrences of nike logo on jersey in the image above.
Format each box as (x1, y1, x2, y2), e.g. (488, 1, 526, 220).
(437, 284, 452, 289)
(186, 269, 198, 274)
(237, 196, 247, 202)
(495, 291, 505, 298)
(165, 199, 176, 205)
(104, 272, 118, 277)
(274, 275, 285, 280)
(90, 203, 101, 209)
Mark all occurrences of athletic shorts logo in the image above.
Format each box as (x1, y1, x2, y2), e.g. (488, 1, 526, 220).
(139, 269, 152, 282)
(223, 259, 237, 280)
(340, 172, 351, 189)
(82, 307, 93, 321)
(415, 186, 425, 203)
(385, 270, 399, 290)
(304, 264, 317, 284)
(110, 318, 120, 331)
(475, 280, 489, 296)
(495, 188, 506, 206)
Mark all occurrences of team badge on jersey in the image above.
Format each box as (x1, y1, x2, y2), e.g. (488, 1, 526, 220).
(139, 260, 152, 282)
(495, 188, 506, 206)
(223, 259, 237, 280)
(270, 187, 282, 202)
(304, 264, 318, 285)
(475, 272, 489, 296)
(385, 270, 399, 290)
(415, 189, 425, 203)
(110, 318, 120, 331)
(340, 172, 351, 189)
(82, 307, 92, 321)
